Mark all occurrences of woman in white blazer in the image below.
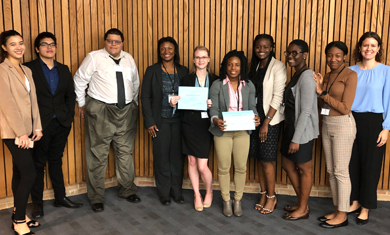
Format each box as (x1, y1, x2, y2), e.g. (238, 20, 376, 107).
(248, 34, 286, 214)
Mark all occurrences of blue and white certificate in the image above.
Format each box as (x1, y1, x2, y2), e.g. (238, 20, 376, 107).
(222, 110, 255, 131)
(178, 86, 208, 111)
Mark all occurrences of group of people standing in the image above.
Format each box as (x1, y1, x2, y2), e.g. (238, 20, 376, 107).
(0, 26, 388, 235)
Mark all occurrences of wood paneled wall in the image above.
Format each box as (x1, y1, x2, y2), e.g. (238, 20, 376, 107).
(1, 0, 390, 199)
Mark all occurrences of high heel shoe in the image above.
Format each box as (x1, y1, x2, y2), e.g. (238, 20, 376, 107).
(12, 220, 35, 235)
(203, 193, 213, 208)
(255, 191, 267, 211)
(194, 195, 203, 212)
(261, 194, 277, 215)
(12, 212, 40, 228)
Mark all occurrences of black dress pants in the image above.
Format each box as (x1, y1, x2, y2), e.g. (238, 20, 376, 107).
(349, 112, 385, 209)
(31, 118, 71, 205)
(152, 117, 184, 199)
(3, 139, 36, 220)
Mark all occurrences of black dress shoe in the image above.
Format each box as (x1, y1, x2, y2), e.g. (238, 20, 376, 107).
(91, 203, 104, 212)
(172, 195, 185, 204)
(356, 216, 369, 225)
(320, 219, 348, 228)
(126, 194, 141, 203)
(54, 197, 83, 208)
(317, 216, 330, 222)
(160, 198, 171, 206)
(32, 204, 44, 219)
(347, 207, 361, 215)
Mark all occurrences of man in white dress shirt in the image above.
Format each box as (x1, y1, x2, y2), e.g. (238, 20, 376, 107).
(74, 28, 140, 212)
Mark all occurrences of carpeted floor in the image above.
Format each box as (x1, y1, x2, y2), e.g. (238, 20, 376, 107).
(1, 186, 389, 235)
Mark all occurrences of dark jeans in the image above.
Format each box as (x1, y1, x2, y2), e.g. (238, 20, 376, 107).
(31, 118, 71, 205)
(3, 139, 36, 220)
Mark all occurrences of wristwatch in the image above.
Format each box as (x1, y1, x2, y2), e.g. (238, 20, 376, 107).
(319, 91, 327, 97)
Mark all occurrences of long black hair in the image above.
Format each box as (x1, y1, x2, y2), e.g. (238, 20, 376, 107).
(219, 50, 248, 82)
(0, 30, 22, 62)
(248, 34, 275, 80)
(157, 36, 180, 64)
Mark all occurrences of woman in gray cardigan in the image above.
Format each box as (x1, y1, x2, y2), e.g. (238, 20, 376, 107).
(281, 40, 319, 221)
(209, 50, 260, 217)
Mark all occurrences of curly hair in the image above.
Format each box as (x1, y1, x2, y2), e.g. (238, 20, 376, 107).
(352, 32, 382, 63)
(248, 34, 275, 80)
(219, 50, 248, 82)
(0, 30, 22, 63)
(157, 36, 180, 64)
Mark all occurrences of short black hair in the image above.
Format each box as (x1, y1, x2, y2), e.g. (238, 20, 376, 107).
(34, 32, 57, 56)
(104, 28, 124, 42)
(219, 50, 248, 82)
(249, 34, 275, 80)
(353, 31, 382, 62)
(325, 41, 348, 55)
(289, 39, 309, 53)
(157, 36, 180, 64)
(0, 30, 22, 62)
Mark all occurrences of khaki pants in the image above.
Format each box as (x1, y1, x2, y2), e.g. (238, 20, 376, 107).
(214, 131, 249, 201)
(85, 96, 138, 204)
(322, 114, 356, 212)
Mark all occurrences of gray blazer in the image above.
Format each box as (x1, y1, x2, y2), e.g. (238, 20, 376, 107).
(209, 79, 258, 137)
(291, 69, 319, 144)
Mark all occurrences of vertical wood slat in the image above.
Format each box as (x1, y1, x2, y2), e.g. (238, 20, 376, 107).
(0, 0, 390, 199)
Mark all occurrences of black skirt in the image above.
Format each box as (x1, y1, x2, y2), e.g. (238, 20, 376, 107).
(182, 117, 212, 159)
(280, 123, 314, 163)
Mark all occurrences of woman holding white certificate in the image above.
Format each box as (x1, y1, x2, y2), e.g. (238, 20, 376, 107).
(170, 46, 217, 212)
(209, 50, 260, 217)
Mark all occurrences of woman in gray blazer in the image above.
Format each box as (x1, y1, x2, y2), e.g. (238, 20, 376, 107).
(209, 50, 260, 217)
(281, 40, 319, 221)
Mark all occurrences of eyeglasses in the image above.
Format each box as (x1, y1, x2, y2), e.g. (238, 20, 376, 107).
(106, 39, 122, 44)
(40, 42, 56, 47)
(194, 56, 209, 60)
(284, 51, 303, 57)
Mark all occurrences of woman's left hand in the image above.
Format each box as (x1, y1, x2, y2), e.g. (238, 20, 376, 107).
(254, 115, 260, 127)
(207, 99, 212, 109)
(259, 123, 268, 142)
(169, 96, 180, 107)
(377, 129, 389, 147)
(288, 142, 300, 154)
(32, 130, 43, 141)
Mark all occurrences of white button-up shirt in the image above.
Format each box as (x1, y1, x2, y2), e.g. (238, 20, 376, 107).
(74, 48, 140, 107)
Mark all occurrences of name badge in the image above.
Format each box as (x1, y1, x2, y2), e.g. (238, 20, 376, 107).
(168, 94, 174, 103)
(201, 112, 209, 119)
(321, 104, 330, 116)
(114, 64, 123, 72)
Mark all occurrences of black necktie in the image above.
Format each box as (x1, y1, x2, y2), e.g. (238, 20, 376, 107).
(111, 57, 126, 109)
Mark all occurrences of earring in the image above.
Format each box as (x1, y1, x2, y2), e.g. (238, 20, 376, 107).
(304, 57, 306, 60)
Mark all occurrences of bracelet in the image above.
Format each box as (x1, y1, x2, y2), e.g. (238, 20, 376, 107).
(266, 115, 273, 120)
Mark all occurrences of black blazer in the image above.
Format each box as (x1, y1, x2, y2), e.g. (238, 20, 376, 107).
(180, 72, 218, 124)
(24, 59, 76, 130)
(141, 63, 189, 129)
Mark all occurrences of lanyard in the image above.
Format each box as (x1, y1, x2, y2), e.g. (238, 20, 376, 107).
(162, 63, 177, 94)
(236, 81, 240, 111)
(325, 66, 345, 94)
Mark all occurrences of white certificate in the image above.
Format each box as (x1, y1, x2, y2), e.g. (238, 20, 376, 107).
(178, 86, 208, 111)
(222, 110, 255, 131)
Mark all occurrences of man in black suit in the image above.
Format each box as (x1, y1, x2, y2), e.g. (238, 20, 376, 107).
(25, 32, 83, 219)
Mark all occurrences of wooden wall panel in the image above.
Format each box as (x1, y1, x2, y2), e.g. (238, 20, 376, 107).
(1, 0, 390, 198)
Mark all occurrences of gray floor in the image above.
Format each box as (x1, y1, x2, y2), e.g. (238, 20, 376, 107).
(1, 186, 389, 235)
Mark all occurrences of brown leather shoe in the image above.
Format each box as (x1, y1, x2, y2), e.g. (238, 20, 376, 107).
(283, 211, 309, 220)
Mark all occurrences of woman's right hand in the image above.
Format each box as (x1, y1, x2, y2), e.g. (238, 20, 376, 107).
(147, 125, 159, 138)
(17, 134, 30, 149)
(313, 72, 324, 95)
(213, 118, 226, 131)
